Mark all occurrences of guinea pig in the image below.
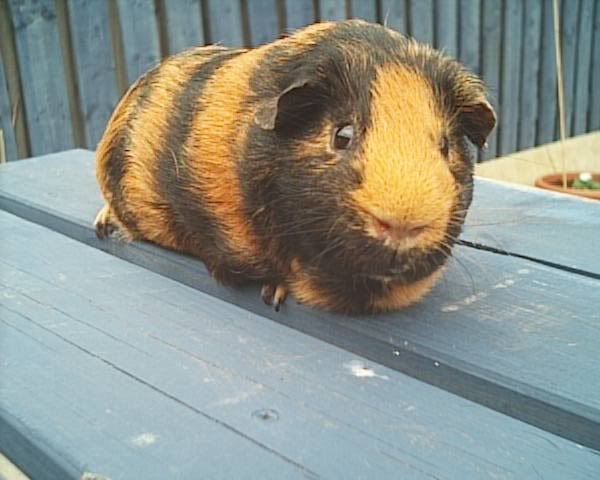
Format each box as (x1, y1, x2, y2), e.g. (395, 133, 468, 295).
(94, 19, 496, 314)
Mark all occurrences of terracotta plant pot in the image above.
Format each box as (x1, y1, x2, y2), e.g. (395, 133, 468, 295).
(534, 172, 600, 200)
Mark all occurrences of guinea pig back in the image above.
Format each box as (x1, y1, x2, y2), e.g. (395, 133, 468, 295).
(95, 20, 496, 314)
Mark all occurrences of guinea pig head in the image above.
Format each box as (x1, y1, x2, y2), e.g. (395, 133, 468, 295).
(250, 29, 495, 291)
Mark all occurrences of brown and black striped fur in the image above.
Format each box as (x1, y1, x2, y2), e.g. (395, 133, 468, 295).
(95, 20, 495, 314)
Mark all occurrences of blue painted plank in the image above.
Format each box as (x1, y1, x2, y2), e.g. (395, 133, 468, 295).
(67, 0, 120, 150)
(560, 0, 580, 137)
(0, 52, 17, 162)
(435, 0, 458, 57)
(573, 0, 594, 135)
(7, 0, 74, 156)
(518, 0, 543, 150)
(409, 0, 434, 44)
(318, 0, 347, 21)
(162, 0, 205, 54)
(350, 0, 377, 22)
(116, 0, 161, 85)
(590, 1, 600, 130)
(206, 0, 244, 46)
(459, 0, 481, 74)
(284, 0, 315, 31)
(499, 0, 523, 155)
(2, 211, 600, 479)
(464, 177, 600, 276)
(380, 0, 408, 33)
(2, 150, 600, 450)
(537, 0, 558, 145)
(480, 0, 502, 160)
(247, 0, 280, 46)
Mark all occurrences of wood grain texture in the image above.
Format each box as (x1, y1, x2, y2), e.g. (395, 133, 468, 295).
(537, 0, 558, 145)
(7, 0, 74, 156)
(459, 0, 481, 74)
(1, 150, 600, 451)
(2, 211, 599, 479)
(499, 0, 523, 155)
(560, 0, 580, 137)
(318, 0, 347, 21)
(283, 0, 315, 31)
(463, 177, 600, 277)
(518, 0, 542, 151)
(247, 0, 280, 46)
(206, 0, 244, 46)
(67, 0, 120, 150)
(408, 0, 433, 44)
(590, 0, 600, 130)
(435, 0, 458, 57)
(480, 0, 502, 160)
(0, 52, 17, 162)
(162, 0, 205, 54)
(116, 0, 161, 85)
(380, 0, 407, 33)
(572, 0, 594, 136)
(350, 0, 377, 21)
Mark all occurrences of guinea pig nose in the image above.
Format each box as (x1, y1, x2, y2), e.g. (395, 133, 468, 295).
(372, 217, 430, 242)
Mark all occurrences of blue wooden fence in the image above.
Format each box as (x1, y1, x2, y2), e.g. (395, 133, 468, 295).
(0, 0, 598, 163)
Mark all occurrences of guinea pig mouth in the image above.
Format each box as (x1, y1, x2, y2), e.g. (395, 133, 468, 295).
(361, 243, 453, 284)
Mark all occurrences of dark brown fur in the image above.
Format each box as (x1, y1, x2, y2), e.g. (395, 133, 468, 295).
(95, 20, 495, 313)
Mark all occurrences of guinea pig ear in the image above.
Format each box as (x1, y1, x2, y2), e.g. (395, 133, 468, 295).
(459, 100, 497, 149)
(254, 77, 312, 130)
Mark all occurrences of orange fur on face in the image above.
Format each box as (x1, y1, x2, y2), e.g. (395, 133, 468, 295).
(351, 65, 456, 251)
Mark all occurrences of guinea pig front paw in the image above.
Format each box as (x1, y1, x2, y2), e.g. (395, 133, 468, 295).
(94, 204, 120, 240)
(260, 284, 288, 312)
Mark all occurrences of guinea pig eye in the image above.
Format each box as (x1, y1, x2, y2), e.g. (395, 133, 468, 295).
(440, 135, 450, 157)
(333, 125, 354, 150)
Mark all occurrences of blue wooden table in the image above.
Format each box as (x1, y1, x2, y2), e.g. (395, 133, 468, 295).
(0, 150, 599, 479)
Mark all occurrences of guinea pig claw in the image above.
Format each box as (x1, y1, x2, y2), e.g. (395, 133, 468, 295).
(261, 284, 288, 312)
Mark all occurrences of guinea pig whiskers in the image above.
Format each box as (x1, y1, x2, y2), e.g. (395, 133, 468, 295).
(267, 213, 335, 237)
(310, 237, 346, 267)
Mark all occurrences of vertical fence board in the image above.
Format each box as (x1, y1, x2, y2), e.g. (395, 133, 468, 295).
(380, 0, 408, 33)
(206, 0, 244, 46)
(284, 0, 315, 30)
(518, 0, 542, 151)
(537, 0, 558, 145)
(8, 0, 74, 156)
(459, 0, 481, 74)
(247, 0, 280, 46)
(435, 0, 458, 57)
(499, 0, 523, 155)
(163, 0, 204, 54)
(0, 53, 17, 162)
(409, 0, 434, 44)
(573, 0, 594, 135)
(67, 0, 119, 149)
(319, 0, 347, 21)
(481, 0, 502, 160)
(350, 0, 377, 21)
(0, 0, 28, 159)
(117, 0, 161, 85)
(560, 0, 580, 137)
(590, 0, 600, 130)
